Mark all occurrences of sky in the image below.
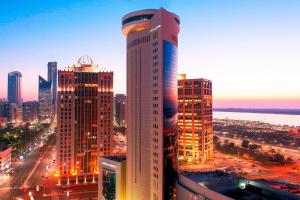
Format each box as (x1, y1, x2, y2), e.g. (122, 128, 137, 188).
(0, 0, 299, 108)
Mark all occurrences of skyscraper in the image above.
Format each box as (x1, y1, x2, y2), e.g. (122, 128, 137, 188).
(38, 76, 52, 123)
(178, 74, 213, 164)
(48, 62, 58, 105)
(7, 71, 22, 106)
(114, 94, 126, 127)
(56, 56, 113, 183)
(122, 8, 180, 200)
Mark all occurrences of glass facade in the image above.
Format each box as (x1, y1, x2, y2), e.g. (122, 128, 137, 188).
(163, 40, 178, 200)
(102, 170, 116, 200)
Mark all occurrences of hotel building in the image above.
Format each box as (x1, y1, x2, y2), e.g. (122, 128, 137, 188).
(122, 8, 180, 200)
(178, 74, 213, 164)
(56, 56, 113, 183)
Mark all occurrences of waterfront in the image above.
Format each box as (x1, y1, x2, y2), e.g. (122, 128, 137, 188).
(214, 111, 300, 126)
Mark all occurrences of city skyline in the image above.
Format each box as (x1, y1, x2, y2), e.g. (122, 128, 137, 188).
(1, 0, 300, 109)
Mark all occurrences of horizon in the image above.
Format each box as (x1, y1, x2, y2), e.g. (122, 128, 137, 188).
(1, 0, 299, 109)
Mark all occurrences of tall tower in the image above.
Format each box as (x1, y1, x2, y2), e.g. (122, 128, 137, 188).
(48, 62, 58, 105)
(56, 56, 113, 183)
(7, 71, 22, 106)
(122, 8, 180, 200)
(178, 74, 213, 164)
(38, 76, 52, 123)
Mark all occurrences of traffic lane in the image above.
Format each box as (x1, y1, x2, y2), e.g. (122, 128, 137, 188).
(27, 145, 56, 188)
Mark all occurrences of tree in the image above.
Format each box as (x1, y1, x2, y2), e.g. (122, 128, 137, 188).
(241, 140, 250, 148)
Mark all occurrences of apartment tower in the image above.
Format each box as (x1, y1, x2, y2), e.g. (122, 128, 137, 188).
(56, 56, 113, 183)
(122, 8, 180, 200)
(178, 74, 213, 164)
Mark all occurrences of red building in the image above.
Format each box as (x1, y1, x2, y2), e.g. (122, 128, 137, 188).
(178, 74, 213, 164)
(56, 56, 113, 183)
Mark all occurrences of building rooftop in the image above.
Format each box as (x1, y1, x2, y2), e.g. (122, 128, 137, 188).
(181, 170, 300, 200)
(102, 156, 126, 163)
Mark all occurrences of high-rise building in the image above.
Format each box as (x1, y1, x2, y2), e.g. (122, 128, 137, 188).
(122, 8, 180, 200)
(38, 76, 52, 123)
(114, 94, 126, 126)
(178, 74, 213, 164)
(56, 56, 113, 183)
(7, 103, 22, 123)
(48, 62, 58, 105)
(7, 71, 22, 106)
(22, 101, 39, 123)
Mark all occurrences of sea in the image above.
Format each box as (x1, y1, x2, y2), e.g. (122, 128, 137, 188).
(214, 111, 300, 127)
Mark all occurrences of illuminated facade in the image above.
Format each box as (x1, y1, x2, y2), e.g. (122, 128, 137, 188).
(122, 8, 180, 200)
(56, 56, 113, 183)
(0, 147, 12, 172)
(178, 74, 213, 164)
(98, 156, 126, 200)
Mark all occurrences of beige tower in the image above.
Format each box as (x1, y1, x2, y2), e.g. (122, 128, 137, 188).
(122, 8, 180, 200)
(56, 56, 113, 184)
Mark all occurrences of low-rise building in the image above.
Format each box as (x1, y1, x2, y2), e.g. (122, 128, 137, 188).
(0, 147, 12, 172)
(98, 156, 126, 200)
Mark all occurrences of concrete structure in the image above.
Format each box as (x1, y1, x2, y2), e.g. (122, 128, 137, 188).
(38, 76, 52, 124)
(176, 171, 300, 200)
(178, 74, 213, 164)
(56, 56, 113, 183)
(122, 8, 180, 200)
(0, 147, 12, 172)
(48, 62, 58, 109)
(98, 156, 126, 200)
(7, 71, 22, 106)
(114, 94, 126, 127)
(22, 101, 39, 122)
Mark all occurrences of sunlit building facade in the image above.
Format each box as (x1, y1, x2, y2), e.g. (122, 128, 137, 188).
(178, 74, 213, 164)
(56, 56, 113, 183)
(122, 8, 180, 200)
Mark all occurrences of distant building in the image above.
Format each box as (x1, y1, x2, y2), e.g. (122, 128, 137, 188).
(0, 147, 12, 172)
(178, 74, 213, 164)
(56, 56, 113, 183)
(98, 156, 126, 200)
(122, 8, 180, 200)
(38, 76, 52, 123)
(114, 94, 126, 126)
(8, 103, 22, 123)
(22, 101, 39, 122)
(48, 62, 58, 107)
(7, 71, 22, 106)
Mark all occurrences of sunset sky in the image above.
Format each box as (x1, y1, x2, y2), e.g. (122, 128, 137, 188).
(0, 0, 299, 108)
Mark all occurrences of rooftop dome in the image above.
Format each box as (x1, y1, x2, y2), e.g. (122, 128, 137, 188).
(78, 55, 93, 66)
